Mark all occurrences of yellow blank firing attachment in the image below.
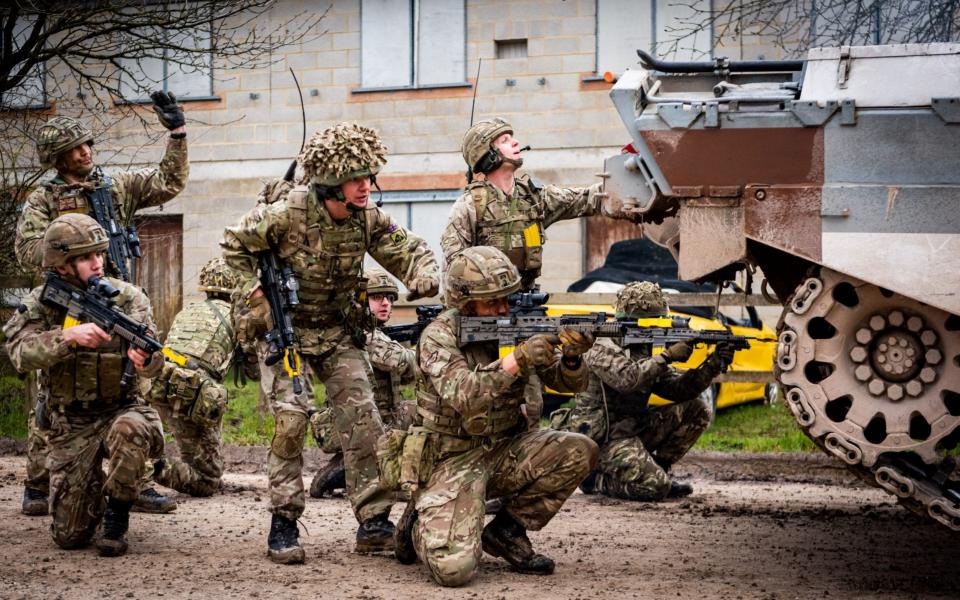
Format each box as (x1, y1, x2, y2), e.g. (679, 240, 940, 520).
(284, 348, 302, 379)
(162, 347, 198, 369)
(63, 316, 82, 329)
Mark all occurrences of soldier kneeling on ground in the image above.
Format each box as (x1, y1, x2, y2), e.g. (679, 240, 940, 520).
(389, 246, 599, 587)
(551, 282, 735, 501)
(3, 214, 166, 557)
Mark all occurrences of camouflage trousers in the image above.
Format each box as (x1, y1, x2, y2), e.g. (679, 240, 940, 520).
(23, 372, 49, 493)
(46, 404, 164, 549)
(266, 333, 393, 523)
(151, 402, 224, 497)
(412, 428, 598, 587)
(595, 397, 712, 501)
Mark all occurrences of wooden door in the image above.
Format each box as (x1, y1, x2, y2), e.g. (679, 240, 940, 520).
(585, 215, 644, 271)
(133, 215, 182, 340)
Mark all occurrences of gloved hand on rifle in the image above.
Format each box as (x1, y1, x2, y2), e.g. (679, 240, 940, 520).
(512, 334, 561, 372)
(150, 90, 186, 131)
(558, 327, 594, 363)
(658, 341, 693, 364)
(706, 342, 736, 373)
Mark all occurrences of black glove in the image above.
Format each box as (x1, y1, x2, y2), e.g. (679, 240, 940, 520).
(710, 342, 736, 372)
(150, 90, 185, 130)
(660, 341, 693, 364)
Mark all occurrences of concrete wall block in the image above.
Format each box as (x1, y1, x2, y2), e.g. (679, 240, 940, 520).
(526, 92, 563, 112)
(300, 69, 333, 86)
(493, 93, 527, 113)
(395, 100, 428, 118)
(347, 49, 360, 68)
(332, 31, 360, 51)
(529, 19, 563, 37)
(241, 72, 272, 90)
(319, 50, 349, 69)
(318, 86, 349, 104)
(561, 53, 596, 73)
(286, 52, 318, 71)
(362, 101, 396, 120)
(526, 55, 565, 75)
(377, 118, 413, 138)
(544, 219, 583, 243)
(213, 75, 241, 92)
(561, 16, 595, 35)
(333, 67, 359, 86)
(541, 36, 582, 56)
(492, 58, 529, 77)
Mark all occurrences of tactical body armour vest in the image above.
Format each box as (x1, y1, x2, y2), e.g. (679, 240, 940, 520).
(415, 310, 526, 438)
(469, 175, 545, 287)
(276, 185, 371, 326)
(164, 299, 235, 379)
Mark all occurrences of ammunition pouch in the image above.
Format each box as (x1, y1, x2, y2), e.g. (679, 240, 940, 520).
(397, 426, 437, 494)
(191, 378, 228, 428)
(375, 428, 408, 492)
(47, 350, 125, 409)
(151, 363, 227, 427)
(309, 406, 341, 453)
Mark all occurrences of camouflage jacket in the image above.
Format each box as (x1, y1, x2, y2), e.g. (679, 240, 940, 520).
(416, 308, 587, 442)
(368, 327, 418, 429)
(221, 184, 439, 355)
(3, 276, 162, 412)
(440, 174, 603, 288)
(571, 338, 721, 441)
(16, 137, 189, 271)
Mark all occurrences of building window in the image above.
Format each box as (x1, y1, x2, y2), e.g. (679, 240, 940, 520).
(359, 0, 467, 90)
(1, 15, 47, 109)
(595, 0, 713, 75)
(119, 26, 215, 102)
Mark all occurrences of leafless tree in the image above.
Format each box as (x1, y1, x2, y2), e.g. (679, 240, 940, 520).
(0, 0, 328, 286)
(661, 0, 959, 59)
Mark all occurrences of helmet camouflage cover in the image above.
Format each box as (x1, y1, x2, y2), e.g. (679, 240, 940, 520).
(198, 257, 242, 296)
(37, 116, 94, 170)
(299, 122, 387, 187)
(366, 268, 399, 298)
(42, 213, 109, 268)
(615, 281, 668, 318)
(445, 246, 521, 310)
(461, 117, 512, 171)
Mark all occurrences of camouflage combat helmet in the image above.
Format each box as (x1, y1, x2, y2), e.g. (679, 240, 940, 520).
(37, 116, 94, 170)
(615, 281, 668, 318)
(366, 268, 399, 299)
(445, 246, 522, 310)
(299, 122, 387, 187)
(461, 118, 512, 172)
(42, 213, 109, 268)
(198, 257, 242, 296)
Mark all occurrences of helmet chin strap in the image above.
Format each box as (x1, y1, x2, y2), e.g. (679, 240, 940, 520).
(502, 156, 523, 168)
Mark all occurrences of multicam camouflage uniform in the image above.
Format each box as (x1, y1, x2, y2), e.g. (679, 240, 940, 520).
(147, 258, 243, 497)
(403, 246, 598, 587)
(3, 214, 165, 554)
(552, 282, 724, 501)
(15, 112, 187, 511)
(222, 122, 439, 561)
(441, 118, 634, 289)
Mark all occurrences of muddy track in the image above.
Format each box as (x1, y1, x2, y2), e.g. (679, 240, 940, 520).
(1, 445, 957, 599)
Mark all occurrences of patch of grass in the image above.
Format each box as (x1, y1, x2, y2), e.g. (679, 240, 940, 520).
(695, 400, 817, 453)
(0, 375, 28, 439)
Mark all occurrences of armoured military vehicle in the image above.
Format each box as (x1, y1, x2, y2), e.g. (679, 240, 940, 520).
(602, 43, 960, 528)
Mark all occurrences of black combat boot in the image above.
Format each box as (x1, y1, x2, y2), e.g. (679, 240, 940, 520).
(481, 510, 555, 575)
(267, 513, 306, 564)
(21, 487, 48, 516)
(356, 514, 396, 554)
(667, 480, 694, 498)
(131, 487, 178, 514)
(97, 497, 133, 557)
(394, 500, 419, 564)
(578, 470, 599, 495)
(308, 452, 346, 498)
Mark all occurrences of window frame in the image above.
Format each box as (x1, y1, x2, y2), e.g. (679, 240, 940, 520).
(354, 0, 470, 94)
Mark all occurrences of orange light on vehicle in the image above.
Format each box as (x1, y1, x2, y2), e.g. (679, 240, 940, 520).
(603, 71, 618, 83)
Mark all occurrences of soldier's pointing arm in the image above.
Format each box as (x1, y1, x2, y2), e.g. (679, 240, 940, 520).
(539, 180, 604, 228)
(366, 208, 439, 292)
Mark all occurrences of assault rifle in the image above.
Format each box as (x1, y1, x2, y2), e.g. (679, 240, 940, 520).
(258, 252, 303, 394)
(39, 272, 197, 392)
(88, 172, 142, 282)
(383, 304, 444, 344)
(459, 313, 766, 371)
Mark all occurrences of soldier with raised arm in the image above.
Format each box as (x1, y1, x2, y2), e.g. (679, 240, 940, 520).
(441, 118, 638, 289)
(3, 214, 165, 557)
(222, 122, 439, 564)
(16, 93, 188, 516)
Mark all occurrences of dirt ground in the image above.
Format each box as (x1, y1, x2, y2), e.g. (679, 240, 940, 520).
(1, 444, 958, 600)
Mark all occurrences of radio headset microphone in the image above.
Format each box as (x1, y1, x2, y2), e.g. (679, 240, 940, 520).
(519, 145, 531, 152)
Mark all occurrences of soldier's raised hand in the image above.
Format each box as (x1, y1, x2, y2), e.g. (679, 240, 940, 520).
(150, 90, 186, 131)
(558, 327, 594, 360)
(660, 341, 693, 364)
(405, 277, 439, 301)
(513, 334, 561, 371)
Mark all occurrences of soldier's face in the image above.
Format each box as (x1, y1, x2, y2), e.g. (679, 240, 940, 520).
(493, 133, 521, 162)
(368, 293, 394, 323)
(467, 297, 509, 317)
(57, 143, 94, 178)
(341, 176, 371, 209)
(57, 251, 104, 283)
